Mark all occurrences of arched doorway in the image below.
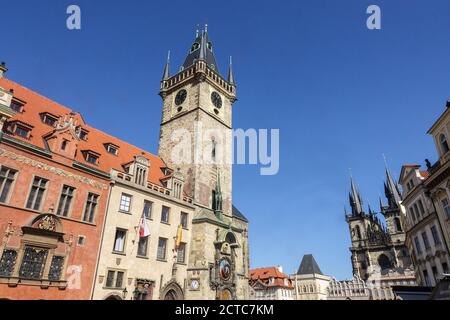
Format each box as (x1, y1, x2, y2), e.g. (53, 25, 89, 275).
(218, 289, 233, 300)
(164, 290, 178, 300)
(105, 294, 122, 300)
(160, 281, 184, 300)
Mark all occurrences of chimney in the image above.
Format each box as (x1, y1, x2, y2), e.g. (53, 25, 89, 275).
(0, 62, 7, 78)
(276, 265, 283, 273)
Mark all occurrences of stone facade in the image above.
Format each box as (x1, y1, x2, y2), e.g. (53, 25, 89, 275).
(345, 174, 417, 289)
(157, 29, 250, 300)
(399, 164, 450, 287)
(91, 170, 196, 300)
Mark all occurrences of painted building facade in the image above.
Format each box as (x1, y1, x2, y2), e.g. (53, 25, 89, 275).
(249, 266, 294, 300)
(399, 164, 450, 287)
(0, 75, 110, 300)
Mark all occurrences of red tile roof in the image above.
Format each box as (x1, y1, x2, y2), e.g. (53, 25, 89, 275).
(0, 78, 168, 185)
(250, 267, 293, 289)
(419, 171, 430, 179)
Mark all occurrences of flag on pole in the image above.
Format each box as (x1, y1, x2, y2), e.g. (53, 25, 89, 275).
(139, 213, 150, 238)
(175, 224, 183, 249)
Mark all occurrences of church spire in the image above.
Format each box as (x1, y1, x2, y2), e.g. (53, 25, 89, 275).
(349, 178, 364, 217)
(228, 56, 235, 85)
(383, 158, 402, 209)
(162, 50, 170, 80)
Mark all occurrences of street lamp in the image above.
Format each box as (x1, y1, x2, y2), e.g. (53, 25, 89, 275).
(122, 287, 128, 300)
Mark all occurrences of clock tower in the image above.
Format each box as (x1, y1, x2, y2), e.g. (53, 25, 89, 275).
(158, 26, 250, 300)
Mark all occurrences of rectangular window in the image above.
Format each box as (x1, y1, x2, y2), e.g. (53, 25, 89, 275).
(40, 113, 58, 127)
(442, 262, 449, 274)
(14, 125, 30, 139)
(86, 153, 98, 165)
(181, 212, 188, 229)
(56, 185, 75, 217)
(157, 238, 167, 261)
(161, 206, 170, 224)
(432, 266, 439, 284)
(0, 167, 17, 203)
(143, 200, 153, 219)
(418, 200, 425, 215)
(26, 177, 48, 211)
(10, 100, 24, 113)
(48, 256, 65, 281)
(106, 144, 119, 156)
(116, 271, 124, 288)
(19, 246, 48, 280)
(0, 249, 18, 277)
(119, 194, 132, 212)
(442, 199, 450, 219)
(113, 229, 127, 253)
(105, 270, 124, 288)
(423, 270, 430, 287)
(430, 226, 441, 246)
(106, 270, 115, 288)
(83, 193, 98, 223)
(177, 243, 186, 264)
(137, 237, 148, 257)
(414, 236, 422, 255)
(422, 232, 431, 250)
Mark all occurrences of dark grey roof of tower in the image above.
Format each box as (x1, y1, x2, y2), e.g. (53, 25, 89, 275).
(182, 30, 219, 73)
(297, 254, 323, 275)
(232, 205, 248, 222)
(349, 178, 364, 216)
(385, 168, 402, 207)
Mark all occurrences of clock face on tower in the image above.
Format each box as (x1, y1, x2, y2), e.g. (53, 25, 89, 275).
(211, 91, 222, 109)
(175, 89, 187, 106)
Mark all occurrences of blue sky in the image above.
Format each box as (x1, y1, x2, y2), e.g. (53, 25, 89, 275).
(1, 0, 449, 280)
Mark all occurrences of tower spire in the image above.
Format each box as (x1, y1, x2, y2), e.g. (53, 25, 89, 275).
(228, 56, 235, 85)
(162, 50, 170, 80)
(383, 156, 402, 209)
(349, 177, 364, 217)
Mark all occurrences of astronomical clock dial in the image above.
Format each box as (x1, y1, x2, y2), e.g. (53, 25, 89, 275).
(190, 279, 199, 290)
(175, 89, 187, 106)
(218, 258, 231, 281)
(211, 91, 222, 109)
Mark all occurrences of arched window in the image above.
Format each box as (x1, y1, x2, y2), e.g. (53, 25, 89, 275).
(355, 225, 362, 240)
(378, 254, 393, 270)
(440, 134, 449, 154)
(394, 217, 402, 232)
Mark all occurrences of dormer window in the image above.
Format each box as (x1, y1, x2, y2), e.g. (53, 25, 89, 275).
(40, 112, 58, 127)
(15, 125, 30, 138)
(82, 150, 100, 165)
(9, 121, 33, 139)
(61, 139, 68, 151)
(440, 134, 449, 154)
(207, 42, 212, 51)
(79, 128, 89, 141)
(105, 143, 119, 156)
(10, 99, 24, 113)
(190, 42, 200, 53)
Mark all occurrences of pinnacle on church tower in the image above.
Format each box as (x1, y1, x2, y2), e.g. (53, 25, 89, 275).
(349, 178, 364, 217)
(228, 56, 235, 85)
(162, 50, 171, 80)
(383, 159, 402, 211)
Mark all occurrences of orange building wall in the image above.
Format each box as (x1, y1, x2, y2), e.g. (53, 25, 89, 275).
(0, 143, 110, 300)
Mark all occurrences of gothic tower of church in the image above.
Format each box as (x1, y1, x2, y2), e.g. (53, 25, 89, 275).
(345, 170, 416, 286)
(158, 26, 250, 300)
